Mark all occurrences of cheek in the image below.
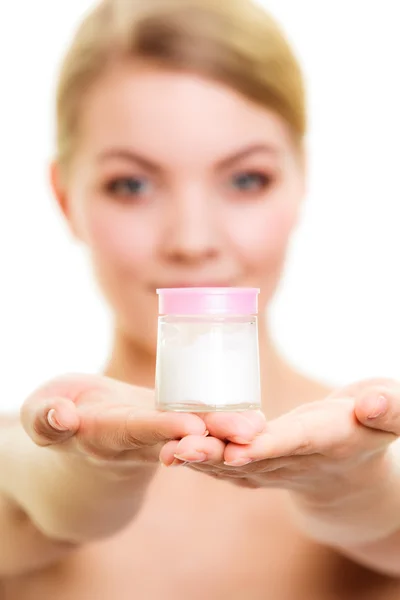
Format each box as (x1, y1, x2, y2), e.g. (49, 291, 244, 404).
(84, 203, 155, 275)
(78, 203, 160, 338)
(232, 200, 298, 269)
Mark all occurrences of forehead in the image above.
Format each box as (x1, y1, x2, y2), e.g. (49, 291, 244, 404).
(78, 64, 293, 165)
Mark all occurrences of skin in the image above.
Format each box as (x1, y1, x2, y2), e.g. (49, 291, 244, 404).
(2, 63, 400, 599)
(56, 63, 304, 371)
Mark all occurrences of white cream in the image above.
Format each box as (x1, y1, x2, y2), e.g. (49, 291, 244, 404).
(155, 319, 261, 411)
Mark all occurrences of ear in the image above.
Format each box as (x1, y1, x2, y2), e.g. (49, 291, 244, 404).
(49, 160, 81, 240)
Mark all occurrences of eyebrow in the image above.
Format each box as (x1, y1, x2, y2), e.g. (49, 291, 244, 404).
(97, 149, 161, 172)
(216, 143, 278, 168)
(96, 143, 278, 171)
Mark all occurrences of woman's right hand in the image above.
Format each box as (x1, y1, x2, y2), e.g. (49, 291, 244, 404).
(20, 373, 207, 471)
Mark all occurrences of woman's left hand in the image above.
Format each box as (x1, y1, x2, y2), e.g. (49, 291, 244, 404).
(160, 379, 400, 547)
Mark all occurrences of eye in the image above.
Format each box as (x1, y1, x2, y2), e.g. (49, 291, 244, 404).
(229, 171, 273, 194)
(104, 176, 152, 198)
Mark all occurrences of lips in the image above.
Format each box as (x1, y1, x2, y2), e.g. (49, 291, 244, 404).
(155, 280, 237, 290)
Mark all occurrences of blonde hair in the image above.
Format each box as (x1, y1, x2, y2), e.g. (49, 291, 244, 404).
(56, 0, 306, 176)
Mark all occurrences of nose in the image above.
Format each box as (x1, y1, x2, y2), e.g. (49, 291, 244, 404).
(161, 193, 220, 265)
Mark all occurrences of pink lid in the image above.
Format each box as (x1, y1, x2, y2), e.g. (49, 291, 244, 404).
(157, 287, 259, 315)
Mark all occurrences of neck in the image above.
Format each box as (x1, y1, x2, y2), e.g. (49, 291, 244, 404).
(104, 326, 157, 390)
(104, 316, 326, 419)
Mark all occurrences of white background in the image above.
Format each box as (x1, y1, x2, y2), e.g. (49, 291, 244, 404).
(0, 1, 399, 412)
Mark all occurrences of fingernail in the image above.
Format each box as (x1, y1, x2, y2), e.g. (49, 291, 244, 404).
(47, 409, 69, 432)
(159, 458, 187, 467)
(365, 395, 388, 419)
(230, 436, 253, 445)
(174, 452, 207, 463)
(170, 459, 189, 467)
(224, 458, 253, 467)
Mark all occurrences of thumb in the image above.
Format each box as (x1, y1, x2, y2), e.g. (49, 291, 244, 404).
(21, 395, 80, 447)
(354, 380, 400, 436)
(19, 372, 117, 447)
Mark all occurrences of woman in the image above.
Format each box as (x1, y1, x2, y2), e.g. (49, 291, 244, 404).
(1, 0, 400, 597)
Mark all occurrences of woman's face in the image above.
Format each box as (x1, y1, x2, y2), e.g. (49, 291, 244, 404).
(54, 63, 305, 351)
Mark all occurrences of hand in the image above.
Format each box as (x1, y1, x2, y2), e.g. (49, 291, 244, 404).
(21, 374, 266, 472)
(21, 373, 209, 471)
(16, 374, 213, 541)
(160, 379, 400, 545)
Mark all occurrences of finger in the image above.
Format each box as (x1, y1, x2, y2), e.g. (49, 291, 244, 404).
(159, 440, 182, 466)
(354, 380, 400, 435)
(202, 411, 266, 444)
(20, 396, 80, 447)
(223, 400, 393, 465)
(22, 374, 207, 454)
(169, 435, 226, 464)
(77, 399, 208, 456)
(224, 409, 329, 462)
(20, 372, 149, 448)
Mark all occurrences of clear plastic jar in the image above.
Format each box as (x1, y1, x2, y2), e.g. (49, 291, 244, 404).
(155, 288, 261, 412)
